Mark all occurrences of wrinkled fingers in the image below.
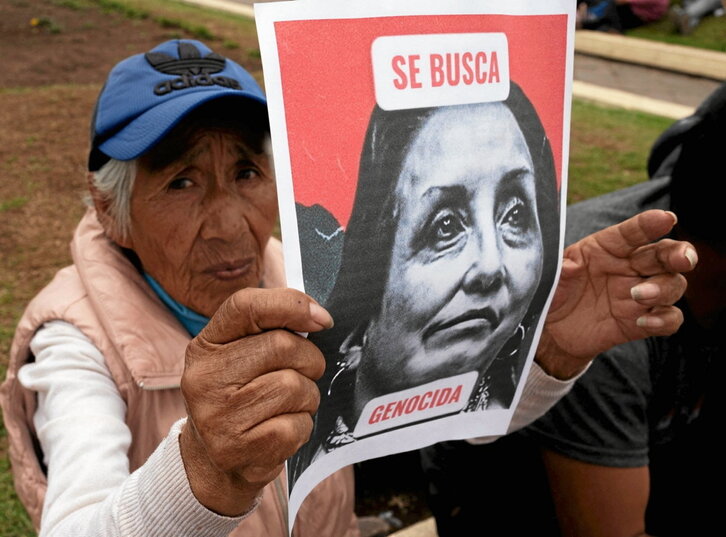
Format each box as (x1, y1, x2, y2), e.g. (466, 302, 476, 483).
(635, 305, 684, 336)
(226, 369, 322, 427)
(182, 360, 321, 474)
(628, 238, 698, 276)
(629, 272, 688, 307)
(201, 287, 333, 345)
(593, 210, 678, 257)
(184, 330, 326, 397)
(236, 413, 317, 484)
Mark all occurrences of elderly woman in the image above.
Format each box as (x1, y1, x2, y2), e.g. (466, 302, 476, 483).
(1, 40, 356, 537)
(1, 39, 696, 537)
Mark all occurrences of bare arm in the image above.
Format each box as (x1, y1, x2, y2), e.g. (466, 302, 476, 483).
(542, 449, 652, 537)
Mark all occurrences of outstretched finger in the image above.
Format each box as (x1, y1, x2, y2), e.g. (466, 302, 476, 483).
(200, 288, 334, 345)
(629, 272, 688, 307)
(628, 238, 698, 277)
(593, 210, 678, 258)
(635, 305, 684, 337)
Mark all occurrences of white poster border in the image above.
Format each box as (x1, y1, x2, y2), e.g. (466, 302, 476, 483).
(254, 0, 575, 531)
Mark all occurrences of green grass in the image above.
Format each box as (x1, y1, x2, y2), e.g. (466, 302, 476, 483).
(0, 198, 29, 212)
(627, 8, 726, 53)
(155, 15, 215, 39)
(50, 0, 86, 10)
(30, 16, 63, 34)
(101, 0, 260, 35)
(96, 0, 219, 39)
(0, 446, 34, 537)
(109, 0, 262, 66)
(0, 308, 34, 537)
(568, 100, 674, 203)
(96, 0, 149, 19)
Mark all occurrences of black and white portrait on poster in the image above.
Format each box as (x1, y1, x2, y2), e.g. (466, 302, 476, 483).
(254, 0, 574, 529)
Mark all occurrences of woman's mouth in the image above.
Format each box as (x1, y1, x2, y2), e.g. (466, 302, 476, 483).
(423, 307, 500, 344)
(204, 259, 254, 281)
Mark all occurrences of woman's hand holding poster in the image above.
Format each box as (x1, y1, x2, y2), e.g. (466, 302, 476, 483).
(254, 0, 575, 530)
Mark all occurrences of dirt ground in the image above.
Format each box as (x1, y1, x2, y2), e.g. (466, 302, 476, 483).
(0, 0, 430, 531)
(0, 0, 263, 326)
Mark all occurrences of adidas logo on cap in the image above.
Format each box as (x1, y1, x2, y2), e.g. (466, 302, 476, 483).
(145, 41, 242, 96)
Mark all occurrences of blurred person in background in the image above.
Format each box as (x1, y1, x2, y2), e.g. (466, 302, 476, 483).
(531, 79, 726, 537)
(670, 0, 724, 35)
(576, 0, 669, 32)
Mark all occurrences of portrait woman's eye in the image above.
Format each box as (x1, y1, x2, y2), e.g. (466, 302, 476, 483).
(498, 195, 536, 245)
(417, 207, 468, 253)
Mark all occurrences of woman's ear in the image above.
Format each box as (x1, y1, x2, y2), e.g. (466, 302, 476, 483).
(338, 325, 367, 370)
(86, 171, 133, 249)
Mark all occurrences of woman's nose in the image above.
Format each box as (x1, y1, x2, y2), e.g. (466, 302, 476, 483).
(462, 225, 505, 294)
(199, 190, 250, 241)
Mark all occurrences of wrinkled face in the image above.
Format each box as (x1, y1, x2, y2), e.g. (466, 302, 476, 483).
(117, 120, 276, 318)
(358, 103, 544, 395)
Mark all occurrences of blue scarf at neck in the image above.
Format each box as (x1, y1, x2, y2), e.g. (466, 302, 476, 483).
(143, 274, 210, 337)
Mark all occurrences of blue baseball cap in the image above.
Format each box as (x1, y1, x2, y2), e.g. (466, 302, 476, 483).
(88, 39, 267, 171)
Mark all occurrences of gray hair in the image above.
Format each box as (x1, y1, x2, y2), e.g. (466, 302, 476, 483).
(87, 158, 137, 241)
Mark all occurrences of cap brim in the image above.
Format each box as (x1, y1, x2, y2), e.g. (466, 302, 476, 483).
(97, 88, 267, 161)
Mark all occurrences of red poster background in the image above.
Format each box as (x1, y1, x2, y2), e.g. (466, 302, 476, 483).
(275, 14, 567, 228)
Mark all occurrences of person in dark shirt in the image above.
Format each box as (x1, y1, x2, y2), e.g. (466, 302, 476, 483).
(420, 81, 726, 537)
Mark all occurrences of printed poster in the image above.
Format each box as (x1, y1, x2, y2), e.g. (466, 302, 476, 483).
(254, 0, 574, 529)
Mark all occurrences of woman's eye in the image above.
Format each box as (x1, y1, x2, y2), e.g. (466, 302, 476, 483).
(499, 196, 534, 239)
(168, 178, 193, 190)
(420, 209, 466, 252)
(237, 167, 260, 181)
(434, 213, 464, 240)
(503, 202, 524, 227)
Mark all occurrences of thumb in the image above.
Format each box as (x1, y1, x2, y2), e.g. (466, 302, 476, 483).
(200, 288, 334, 345)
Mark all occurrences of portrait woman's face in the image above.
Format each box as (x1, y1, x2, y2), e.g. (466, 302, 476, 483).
(356, 102, 544, 397)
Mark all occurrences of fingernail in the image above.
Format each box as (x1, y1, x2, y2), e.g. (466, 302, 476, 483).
(309, 302, 334, 329)
(637, 316, 665, 328)
(631, 282, 659, 301)
(665, 210, 678, 225)
(685, 247, 698, 269)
